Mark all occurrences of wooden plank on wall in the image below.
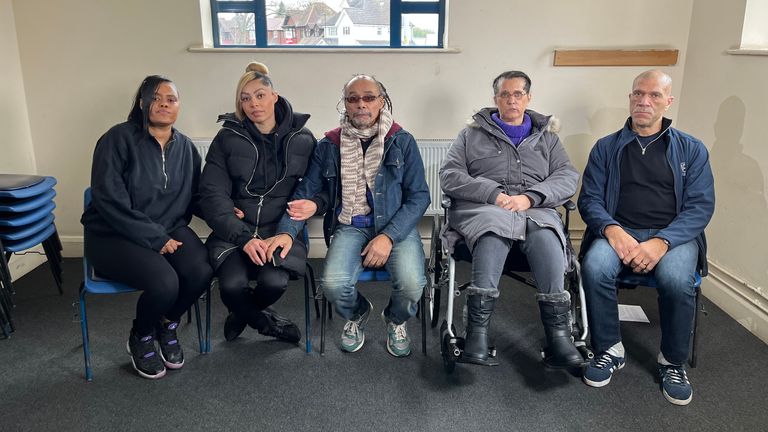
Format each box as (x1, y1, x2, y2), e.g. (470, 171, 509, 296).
(553, 49, 678, 66)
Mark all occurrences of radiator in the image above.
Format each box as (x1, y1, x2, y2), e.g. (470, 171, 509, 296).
(192, 137, 453, 215)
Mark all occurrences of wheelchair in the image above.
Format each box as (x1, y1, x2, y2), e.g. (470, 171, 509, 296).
(427, 196, 592, 373)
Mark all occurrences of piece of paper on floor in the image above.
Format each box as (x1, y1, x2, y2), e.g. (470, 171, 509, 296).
(618, 304, 650, 323)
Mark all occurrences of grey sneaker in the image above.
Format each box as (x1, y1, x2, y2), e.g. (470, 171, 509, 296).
(382, 310, 411, 357)
(340, 297, 372, 353)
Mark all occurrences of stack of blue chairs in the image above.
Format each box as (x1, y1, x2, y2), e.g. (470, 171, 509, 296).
(0, 174, 62, 338)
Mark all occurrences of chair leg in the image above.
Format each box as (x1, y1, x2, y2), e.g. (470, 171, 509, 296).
(193, 299, 204, 354)
(420, 291, 427, 355)
(308, 263, 320, 319)
(205, 284, 212, 353)
(304, 272, 312, 354)
(79, 285, 93, 381)
(42, 239, 63, 295)
(320, 296, 327, 355)
(689, 288, 701, 368)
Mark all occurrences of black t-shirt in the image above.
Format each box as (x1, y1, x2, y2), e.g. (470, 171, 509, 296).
(614, 130, 677, 229)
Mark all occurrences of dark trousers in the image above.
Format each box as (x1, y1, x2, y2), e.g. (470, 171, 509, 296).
(85, 226, 213, 336)
(217, 249, 290, 328)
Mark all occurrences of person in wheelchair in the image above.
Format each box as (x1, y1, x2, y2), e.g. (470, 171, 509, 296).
(439, 70, 583, 368)
(268, 74, 430, 357)
(578, 70, 715, 405)
(199, 62, 318, 344)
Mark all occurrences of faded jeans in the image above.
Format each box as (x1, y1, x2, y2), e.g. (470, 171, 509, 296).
(321, 224, 426, 325)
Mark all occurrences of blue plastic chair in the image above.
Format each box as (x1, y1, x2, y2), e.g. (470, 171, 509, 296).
(616, 271, 703, 367)
(79, 188, 211, 381)
(0, 175, 62, 331)
(0, 188, 56, 213)
(0, 175, 56, 199)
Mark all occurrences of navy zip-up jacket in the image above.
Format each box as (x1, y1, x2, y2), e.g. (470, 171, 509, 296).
(81, 121, 202, 251)
(577, 117, 715, 274)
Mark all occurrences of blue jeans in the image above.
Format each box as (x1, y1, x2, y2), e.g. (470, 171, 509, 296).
(581, 227, 698, 364)
(322, 225, 426, 325)
(471, 219, 566, 298)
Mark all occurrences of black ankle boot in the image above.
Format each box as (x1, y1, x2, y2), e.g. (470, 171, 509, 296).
(462, 294, 497, 365)
(538, 294, 584, 368)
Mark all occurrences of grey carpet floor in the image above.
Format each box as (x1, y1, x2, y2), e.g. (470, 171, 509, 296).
(0, 258, 766, 432)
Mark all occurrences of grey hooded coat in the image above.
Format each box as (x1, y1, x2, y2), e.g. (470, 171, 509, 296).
(439, 108, 578, 268)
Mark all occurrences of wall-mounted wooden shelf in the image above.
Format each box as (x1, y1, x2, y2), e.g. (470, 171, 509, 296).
(553, 49, 678, 66)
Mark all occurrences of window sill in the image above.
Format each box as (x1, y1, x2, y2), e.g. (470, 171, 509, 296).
(187, 45, 461, 54)
(726, 48, 768, 56)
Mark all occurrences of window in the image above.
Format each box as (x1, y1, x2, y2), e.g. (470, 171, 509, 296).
(209, 0, 446, 48)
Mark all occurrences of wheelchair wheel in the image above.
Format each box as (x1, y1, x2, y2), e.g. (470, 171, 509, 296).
(440, 320, 458, 374)
(427, 214, 443, 328)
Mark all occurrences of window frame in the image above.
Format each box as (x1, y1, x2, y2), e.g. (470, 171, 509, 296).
(209, 0, 447, 49)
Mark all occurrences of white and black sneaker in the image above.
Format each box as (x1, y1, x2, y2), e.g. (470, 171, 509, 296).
(127, 329, 166, 379)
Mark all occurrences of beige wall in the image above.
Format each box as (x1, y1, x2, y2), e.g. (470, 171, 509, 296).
(677, 0, 768, 342)
(0, 0, 36, 174)
(10, 0, 694, 248)
(8, 0, 768, 341)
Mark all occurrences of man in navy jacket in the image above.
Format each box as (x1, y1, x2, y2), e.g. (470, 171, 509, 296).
(577, 70, 714, 406)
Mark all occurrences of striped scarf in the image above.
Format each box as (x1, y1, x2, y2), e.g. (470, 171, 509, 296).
(338, 109, 393, 225)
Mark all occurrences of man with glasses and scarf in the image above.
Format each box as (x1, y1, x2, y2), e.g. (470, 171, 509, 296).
(268, 75, 430, 357)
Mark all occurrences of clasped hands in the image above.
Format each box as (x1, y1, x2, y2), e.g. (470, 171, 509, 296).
(604, 225, 669, 274)
(495, 193, 532, 212)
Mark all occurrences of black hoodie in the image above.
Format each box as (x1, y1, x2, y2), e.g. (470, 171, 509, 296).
(81, 121, 202, 251)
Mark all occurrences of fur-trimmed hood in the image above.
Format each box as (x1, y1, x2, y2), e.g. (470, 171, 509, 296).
(468, 108, 560, 134)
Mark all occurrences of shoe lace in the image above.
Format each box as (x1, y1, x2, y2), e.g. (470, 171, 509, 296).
(343, 321, 360, 339)
(661, 366, 689, 386)
(593, 353, 614, 370)
(391, 323, 407, 341)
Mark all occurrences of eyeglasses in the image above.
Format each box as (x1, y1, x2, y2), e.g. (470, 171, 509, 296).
(496, 91, 528, 101)
(345, 94, 381, 104)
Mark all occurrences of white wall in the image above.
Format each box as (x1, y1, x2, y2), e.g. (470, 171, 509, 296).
(10, 0, 696, 256)
(677, 0, 768, 342)
(1, 0, 47, 280)
(0, 0, 36, 174)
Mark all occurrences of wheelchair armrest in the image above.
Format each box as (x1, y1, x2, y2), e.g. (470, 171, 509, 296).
(440, 194, 453, 209)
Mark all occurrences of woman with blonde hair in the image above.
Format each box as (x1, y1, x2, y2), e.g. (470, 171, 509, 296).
(199, 62, 319, 344)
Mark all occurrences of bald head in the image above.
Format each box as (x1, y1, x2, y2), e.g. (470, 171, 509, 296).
(633, 70, 673, 94)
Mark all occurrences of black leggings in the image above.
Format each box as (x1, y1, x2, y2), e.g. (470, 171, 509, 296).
(85, 226, 213, 336)
(217, 249, 290, 328)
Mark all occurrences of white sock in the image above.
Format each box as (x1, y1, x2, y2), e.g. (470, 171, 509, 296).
(657, 352, 677, 366)
(607, 342, 625, 358)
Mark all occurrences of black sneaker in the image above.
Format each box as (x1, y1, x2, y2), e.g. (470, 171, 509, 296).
(258, 308, 301, 344)
(127, 330, 166, 379)
(155, 321, 184, 369)
(224, 312, 248, 341)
